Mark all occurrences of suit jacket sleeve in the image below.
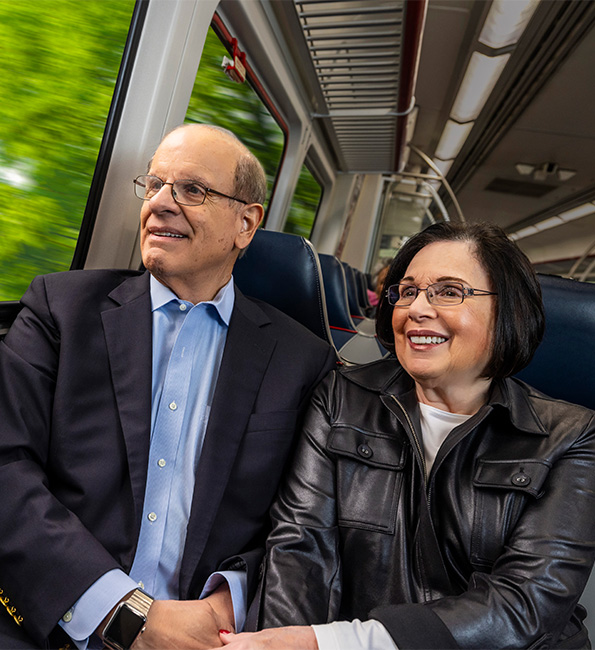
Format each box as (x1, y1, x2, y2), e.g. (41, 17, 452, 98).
(0, 274, 127, 644)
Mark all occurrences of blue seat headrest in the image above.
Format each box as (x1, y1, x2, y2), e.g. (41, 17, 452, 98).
(234, 229, 332, 344)
(516, 274, 595, 410)
(318, 254, 356, 331)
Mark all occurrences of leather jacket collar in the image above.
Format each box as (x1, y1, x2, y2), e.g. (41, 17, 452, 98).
(341, 355, 549, 436)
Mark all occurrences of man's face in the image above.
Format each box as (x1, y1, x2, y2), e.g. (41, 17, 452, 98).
(140, 126, 255, 303)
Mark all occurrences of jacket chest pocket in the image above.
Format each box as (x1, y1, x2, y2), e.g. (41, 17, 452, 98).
(328, 426, 408, 534)
(471, 458, 551, 567)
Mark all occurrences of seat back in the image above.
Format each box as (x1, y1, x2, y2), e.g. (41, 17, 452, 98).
(353, 267, 372, 311)
(341, 262, 365, 318)
(515, 274, 595, 410)
(233, 229, 334, 346)
(318, 254, 357, 332)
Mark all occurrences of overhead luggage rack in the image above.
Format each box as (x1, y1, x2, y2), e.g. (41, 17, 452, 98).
(293, 0, 405, 172)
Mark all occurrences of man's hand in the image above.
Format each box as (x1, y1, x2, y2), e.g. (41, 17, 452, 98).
(97, 582, 235, 649)
(133, 583, 235, 649)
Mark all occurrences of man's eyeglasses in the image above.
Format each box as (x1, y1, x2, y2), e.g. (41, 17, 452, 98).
(387, 282, 497, 307)
(133, 175, 247, 207)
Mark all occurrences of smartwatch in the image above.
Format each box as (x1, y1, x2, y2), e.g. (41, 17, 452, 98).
(102, 588, 154, 650)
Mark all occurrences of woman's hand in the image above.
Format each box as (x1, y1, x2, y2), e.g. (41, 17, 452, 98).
(212, 626, 318, 649)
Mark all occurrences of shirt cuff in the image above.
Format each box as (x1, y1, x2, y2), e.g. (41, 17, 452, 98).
(312, 619, 399, 650)
(59, 569, 139, 647)
(199, 570, 247, 632)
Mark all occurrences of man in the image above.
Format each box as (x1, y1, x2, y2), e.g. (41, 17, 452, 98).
(0, 124, 336, 649)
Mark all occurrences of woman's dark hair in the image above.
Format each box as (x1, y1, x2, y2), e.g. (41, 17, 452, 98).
(376, 221, 545, 379)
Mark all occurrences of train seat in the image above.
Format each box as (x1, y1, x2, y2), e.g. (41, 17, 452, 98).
(515, 273, 594, 411)
(341, 262, 366, 319)
(318, 253, 388, 364)
(341, 261, 376, 334)
(233, 229, 334, 346)
(515, 274, 595, 634)
(234, 229, 387, 365)
(354, 267, 374, 314)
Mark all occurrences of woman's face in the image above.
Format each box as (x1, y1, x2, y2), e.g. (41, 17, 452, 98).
(391, 240, 496, 390)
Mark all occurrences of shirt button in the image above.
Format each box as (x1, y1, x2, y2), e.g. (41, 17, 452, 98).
(138, 581, 145, 589)
(158, 458, 166, 468)
(62, 610, 73, 623)
(148, 512, 157, 522)
(179, 303, 187, 311)
(169, 401, 177, 411)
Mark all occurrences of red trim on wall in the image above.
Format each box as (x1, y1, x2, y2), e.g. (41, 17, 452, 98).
(211, 13, 287, 132)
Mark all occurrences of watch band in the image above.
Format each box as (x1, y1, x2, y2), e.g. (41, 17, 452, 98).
(126, 588, 153, 618)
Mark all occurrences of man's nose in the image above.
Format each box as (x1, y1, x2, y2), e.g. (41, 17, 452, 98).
(149, 182, 179, 210)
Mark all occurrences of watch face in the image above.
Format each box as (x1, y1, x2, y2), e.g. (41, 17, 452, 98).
(105, 603, 146, 649)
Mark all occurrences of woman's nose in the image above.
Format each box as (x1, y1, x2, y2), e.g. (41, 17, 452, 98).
(407, 289, 436, 318)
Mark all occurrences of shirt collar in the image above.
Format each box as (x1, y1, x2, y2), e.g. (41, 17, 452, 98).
(149, 274, 235, 326)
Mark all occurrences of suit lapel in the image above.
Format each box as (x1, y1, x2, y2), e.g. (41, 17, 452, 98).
(179, 289, 276, 595)
(101, 272, 153, 534)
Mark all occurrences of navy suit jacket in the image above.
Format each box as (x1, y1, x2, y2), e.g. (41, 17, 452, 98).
(0, 270, 336, 647)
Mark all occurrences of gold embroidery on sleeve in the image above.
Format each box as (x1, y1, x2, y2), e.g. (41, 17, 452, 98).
(0, 588, 23, 626)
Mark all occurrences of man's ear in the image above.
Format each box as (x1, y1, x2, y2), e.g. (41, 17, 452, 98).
(235, 203, 264, 250)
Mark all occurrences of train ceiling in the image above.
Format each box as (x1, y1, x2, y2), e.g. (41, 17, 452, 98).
(224, 0, 595, 277)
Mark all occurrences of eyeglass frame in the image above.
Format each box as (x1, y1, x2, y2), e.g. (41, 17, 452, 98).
(386, 281, 497, 307)
(133, 174, 248, 207)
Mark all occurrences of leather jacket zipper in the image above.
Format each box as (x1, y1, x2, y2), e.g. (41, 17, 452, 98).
(390, 394, 428, 487)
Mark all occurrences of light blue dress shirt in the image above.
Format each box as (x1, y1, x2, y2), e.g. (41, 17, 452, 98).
(61, 275, 246, 647)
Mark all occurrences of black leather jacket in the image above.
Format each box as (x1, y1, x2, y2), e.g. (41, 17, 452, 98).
(258, 358, 595, 649)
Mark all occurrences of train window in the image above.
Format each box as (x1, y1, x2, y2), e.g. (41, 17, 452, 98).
(185, 26, 285, 212)
(370, 179, 429, 269)
(0, 0, 136, 302)
(283, 162, 323, 239)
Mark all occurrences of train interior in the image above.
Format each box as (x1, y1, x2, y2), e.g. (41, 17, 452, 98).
(1, 0, 594, 637)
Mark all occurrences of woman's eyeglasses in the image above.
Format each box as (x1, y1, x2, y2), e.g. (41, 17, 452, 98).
(387, 282, 497, 306)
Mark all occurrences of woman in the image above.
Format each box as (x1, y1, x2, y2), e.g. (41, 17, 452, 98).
(213, 222, 595, 649)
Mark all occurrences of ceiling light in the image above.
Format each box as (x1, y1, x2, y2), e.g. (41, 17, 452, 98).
(534, 216, 564, 231)
(435, 120, 474, 160)
(515, 163, 535, 176)
(557, 168, 576, 182)
(511, 225, 539, 240)
(479, 0, 541, 49)
(450, 52, 511, 122)
(559, 203, 595, 222)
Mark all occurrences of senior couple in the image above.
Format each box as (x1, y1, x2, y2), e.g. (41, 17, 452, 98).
(0, 124, 593, 650)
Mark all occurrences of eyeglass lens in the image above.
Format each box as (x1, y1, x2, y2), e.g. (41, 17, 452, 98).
(134, 176, 207, 205)
(390, 282, 466, 306)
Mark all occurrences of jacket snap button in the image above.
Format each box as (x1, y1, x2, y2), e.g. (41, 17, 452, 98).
(511, 472, 531, 487)
(357, 443, 373, 459)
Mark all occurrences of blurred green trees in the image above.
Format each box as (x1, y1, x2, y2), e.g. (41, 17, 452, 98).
(0, 0, 135, 301)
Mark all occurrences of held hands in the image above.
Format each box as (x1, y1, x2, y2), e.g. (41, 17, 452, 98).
(131, 583, 235, 649)
(209, 626, 319, 650)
